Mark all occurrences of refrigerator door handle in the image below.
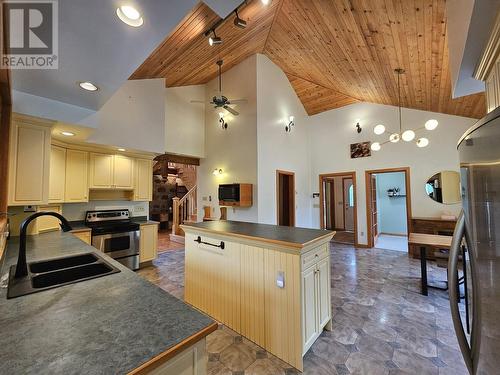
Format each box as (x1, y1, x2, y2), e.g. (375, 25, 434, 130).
(448, 210, 473, 374)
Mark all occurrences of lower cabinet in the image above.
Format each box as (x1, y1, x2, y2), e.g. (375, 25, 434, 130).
(71, 229, 92, 245)
(302, 253, 331, 354)
(135, 337, 207, 375)
(139, 223, 158, 263)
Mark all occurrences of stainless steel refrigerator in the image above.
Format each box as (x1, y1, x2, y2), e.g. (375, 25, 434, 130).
(450, 105, 500, 375)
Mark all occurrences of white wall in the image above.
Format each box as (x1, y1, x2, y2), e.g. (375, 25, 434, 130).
(197, 55, 258, 222)
(61, 201, 149, 221)
(376, 172, 407, 235)
(165, 85, 205, 158)
(256, 54, 311, 227)
(309, 102, 475, 245)
(85, 79, 166, 153)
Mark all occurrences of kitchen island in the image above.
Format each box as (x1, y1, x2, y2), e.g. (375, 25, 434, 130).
(181, 221, 335, 371)
(0, 231, 217, 375)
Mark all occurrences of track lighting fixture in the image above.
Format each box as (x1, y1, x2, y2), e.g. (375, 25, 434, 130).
(208, 30, 222, 46)
(234, 10, 247, 29)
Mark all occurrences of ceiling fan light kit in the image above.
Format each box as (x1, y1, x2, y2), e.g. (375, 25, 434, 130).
(367, 68, 437, 151)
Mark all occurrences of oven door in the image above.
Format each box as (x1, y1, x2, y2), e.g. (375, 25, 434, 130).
(92, 231, 140, 260)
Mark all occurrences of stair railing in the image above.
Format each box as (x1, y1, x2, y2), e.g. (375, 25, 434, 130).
(172, 185, 197, 235)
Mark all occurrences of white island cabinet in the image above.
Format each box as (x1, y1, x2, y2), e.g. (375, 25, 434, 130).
(182, 221, 334, 371)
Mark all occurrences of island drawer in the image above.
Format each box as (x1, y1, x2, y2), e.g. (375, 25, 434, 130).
(301, 244, 329, 270)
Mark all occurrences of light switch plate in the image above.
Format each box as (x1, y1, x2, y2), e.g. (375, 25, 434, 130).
(276, 271, 285, 288)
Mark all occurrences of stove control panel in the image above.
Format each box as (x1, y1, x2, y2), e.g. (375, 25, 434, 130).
(85, 209, 130, 223)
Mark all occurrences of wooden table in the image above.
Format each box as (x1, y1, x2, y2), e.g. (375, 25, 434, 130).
(408, 233, 452, 295)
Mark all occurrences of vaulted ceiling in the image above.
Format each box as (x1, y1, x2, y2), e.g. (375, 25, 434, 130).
(131, 0, 486, 119)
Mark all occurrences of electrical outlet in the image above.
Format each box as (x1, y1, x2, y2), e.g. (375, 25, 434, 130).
(202, 196, 208, 201)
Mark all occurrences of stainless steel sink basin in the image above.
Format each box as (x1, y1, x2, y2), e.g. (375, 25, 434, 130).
(7, 252, 120, 299)
(29, 253, 99, 273)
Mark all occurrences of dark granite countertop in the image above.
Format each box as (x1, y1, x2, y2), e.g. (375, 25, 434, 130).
(181, 221, 334, 249)
(0, 231, 215, 374)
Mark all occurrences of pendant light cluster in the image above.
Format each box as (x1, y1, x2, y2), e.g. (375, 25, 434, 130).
(370, 69, 438, 152)
(206, 0, 270, 46)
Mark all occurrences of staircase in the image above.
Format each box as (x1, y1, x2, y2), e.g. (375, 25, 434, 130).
(170, 185, 197, 244)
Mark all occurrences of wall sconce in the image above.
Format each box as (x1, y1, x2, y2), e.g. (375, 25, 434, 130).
(355, 119, 362, 133)
(212, 168, 223, 176)
(219, 112, 228, 130)
(284, 116, 295, 132)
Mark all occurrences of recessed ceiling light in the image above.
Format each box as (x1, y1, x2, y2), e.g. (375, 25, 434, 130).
(78, 81, 98, 91)
(61, 131, 75, 136)
(117, 148, 126, 152)
(116, 5, 144, 27)
(261, 0, 270, 4)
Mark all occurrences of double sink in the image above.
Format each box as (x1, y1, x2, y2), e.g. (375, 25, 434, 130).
(7, 252, 120, 299)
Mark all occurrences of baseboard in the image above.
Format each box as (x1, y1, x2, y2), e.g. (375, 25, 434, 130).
(379, 232, 407, 237)
(169, 233, 185, 244)
(355, 243, 369, 248)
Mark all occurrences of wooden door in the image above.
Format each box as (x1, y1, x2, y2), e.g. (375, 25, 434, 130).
(277, 171, 295, 226)
(49, 145, 66, 203)
(343, 178, 354, 231)
(371, 174, 378, 240)
(302, 264, 317, 352)
(113, 155, 134, 189)
(65, 150, 88, 202)
(89, 153, 113, 188)
(134, 158, 152, 201)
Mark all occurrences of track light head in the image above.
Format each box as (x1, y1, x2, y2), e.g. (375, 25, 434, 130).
(234, 10, 247, 29)
(208, 30, 222, 46)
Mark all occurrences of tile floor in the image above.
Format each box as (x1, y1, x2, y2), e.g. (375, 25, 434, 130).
(137, 242, 468, 375)
(157, 229, 184, 253)
(375, 234, 409, 252)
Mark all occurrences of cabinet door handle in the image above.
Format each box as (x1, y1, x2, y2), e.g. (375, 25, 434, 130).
(194, 236, 225, 250)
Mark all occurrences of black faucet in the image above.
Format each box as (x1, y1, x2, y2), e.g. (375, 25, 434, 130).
(14, 212, 73, 278)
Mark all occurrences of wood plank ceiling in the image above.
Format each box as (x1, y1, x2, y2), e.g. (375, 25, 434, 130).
(131, 0, 486, 119)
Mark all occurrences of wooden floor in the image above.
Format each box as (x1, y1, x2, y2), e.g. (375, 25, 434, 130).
(158, 230, 184, 253)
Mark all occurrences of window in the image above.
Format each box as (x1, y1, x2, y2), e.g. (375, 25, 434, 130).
(348, 185, 354, 207)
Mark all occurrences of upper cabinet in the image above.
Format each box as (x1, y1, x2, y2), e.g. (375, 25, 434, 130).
(65, 150, 88, 202)
(89, 153, 134, 190)
(89, 153, 114, 188)
(49, 145, 66, 203)
(134, 159, 153, 201)
(8, 115, 53, 206)
(113, 155, 134, 189)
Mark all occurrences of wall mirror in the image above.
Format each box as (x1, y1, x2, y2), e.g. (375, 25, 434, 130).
(425, 171, 461, 204)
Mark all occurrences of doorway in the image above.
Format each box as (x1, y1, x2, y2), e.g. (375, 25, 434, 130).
(276, 170, 295, 226)
(319, 172, 357, 246)
(365, 167, 412, 251)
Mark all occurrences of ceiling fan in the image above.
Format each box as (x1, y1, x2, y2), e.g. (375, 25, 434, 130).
(190, 60, 247, 116)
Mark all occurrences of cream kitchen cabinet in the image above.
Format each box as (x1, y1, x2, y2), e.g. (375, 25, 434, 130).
(301, 245, 331, 354)
(8, 114, 53, 206)
(89, 153, 134, 190)
(134, 158, 153, 201)
(65, 149, 89, 202)
(139, 223, 158, 263)
(49, 145, 66, 203)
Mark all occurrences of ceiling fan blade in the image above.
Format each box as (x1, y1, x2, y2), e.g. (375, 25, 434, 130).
(223, 105, 239, 116)
(190, 100, 206, 104)
(227, 99, 247, 104)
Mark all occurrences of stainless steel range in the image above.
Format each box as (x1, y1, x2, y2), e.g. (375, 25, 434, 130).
(85, 209, 140, 270)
